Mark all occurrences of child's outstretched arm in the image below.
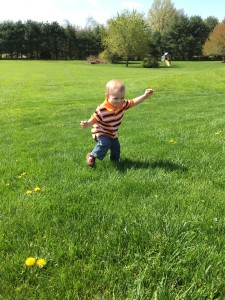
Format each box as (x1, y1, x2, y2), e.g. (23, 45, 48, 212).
(133, 89, 154, 106)
(80, 119, 94, 128)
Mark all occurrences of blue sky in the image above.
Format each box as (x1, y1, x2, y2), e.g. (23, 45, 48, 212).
(1, 0, 224, 27)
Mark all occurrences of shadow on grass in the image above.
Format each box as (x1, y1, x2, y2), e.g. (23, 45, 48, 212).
(115, 158, 188, 173)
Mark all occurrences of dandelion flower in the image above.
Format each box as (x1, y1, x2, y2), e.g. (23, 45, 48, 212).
(5, 183, 10, 187)
(169, 139, 177, 144)
(25, 257, 36, 266)
(215, 130, 222, 135)
(17, 172, 26, 179)
(34, 187, 41, 192)
(26, 190, 33, 195)
(36, 258, 46, 268)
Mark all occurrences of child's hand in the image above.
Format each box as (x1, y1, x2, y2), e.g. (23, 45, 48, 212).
(145, 89, 154, 96)
(80, 121, 89, 128)
(81, 119, 95, 128)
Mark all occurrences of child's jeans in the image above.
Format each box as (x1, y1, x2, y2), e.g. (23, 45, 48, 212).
(92, 136, 120, 161)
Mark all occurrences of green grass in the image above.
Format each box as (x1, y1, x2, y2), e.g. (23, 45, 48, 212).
(0, 60, 225, 299)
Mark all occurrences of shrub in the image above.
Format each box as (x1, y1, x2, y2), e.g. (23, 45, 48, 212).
(99, 50, 121, 64)
(142, 55, 159, 68)
(86, 54, 107, 64)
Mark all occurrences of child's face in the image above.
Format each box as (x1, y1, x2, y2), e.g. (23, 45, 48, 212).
(108, 89, 125, 108)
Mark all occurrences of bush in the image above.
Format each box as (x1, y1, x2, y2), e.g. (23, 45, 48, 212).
(99, 50, 120, 64)
(142, 55, 159, 68)
(86, 54, 107, 64)
(98, 51, 110, 63)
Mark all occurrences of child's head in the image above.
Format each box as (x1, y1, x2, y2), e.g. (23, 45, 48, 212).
(106, 80, 125, 108)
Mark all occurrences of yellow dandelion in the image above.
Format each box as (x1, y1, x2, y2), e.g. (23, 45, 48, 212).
(169, 139, 177, 144)
(215, 130, 222, 135)
(26, 190, 33, 195)
(17, 172, 27, 178)
(5, 183, 10, 187)
(36, 258, 47, 268)
(25, 257, 36, 266)
(34, 187, 41, 192)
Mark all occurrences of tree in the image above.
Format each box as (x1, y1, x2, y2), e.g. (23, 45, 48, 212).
(203, 20, 225, 62)
(76, 18, 105, 59)
(13, 21, 25, 58)
(39, 22, 65, 59)
(148, 0, 180, 34)
(103, 10, 149, 67)
(24, 20, 42, 59)
(148, 30, 163, 58)
(162, 13, 190, 59)
(49, 21, 65, 59)
(204, 16, 219, 35)
(188, 16, 208, 59)
(64, 21, 78, 59)
(161, 13, 209, 60)
(0, 21, 15, 58)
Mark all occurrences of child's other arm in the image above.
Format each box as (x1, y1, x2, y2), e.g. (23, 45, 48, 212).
(133, 89, 154, 106)
(80, 118, 95, 128)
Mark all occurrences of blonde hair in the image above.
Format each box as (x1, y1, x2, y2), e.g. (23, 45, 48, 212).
(105, 80, 125, 98)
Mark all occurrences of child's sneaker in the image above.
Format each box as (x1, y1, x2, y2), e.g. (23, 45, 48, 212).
(86, 153, 96, 168)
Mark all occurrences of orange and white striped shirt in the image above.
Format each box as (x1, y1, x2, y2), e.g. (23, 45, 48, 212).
(91, 99, 134, 139)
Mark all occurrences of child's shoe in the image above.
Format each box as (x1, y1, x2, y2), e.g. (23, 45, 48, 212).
(86, 153, 96, 168)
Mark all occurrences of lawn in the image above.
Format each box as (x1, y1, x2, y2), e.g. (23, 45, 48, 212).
(0, 60, 225, 299)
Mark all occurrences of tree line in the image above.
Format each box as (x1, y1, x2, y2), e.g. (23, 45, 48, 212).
(0, 0, 222, 62)
(0, 19, 104, 59)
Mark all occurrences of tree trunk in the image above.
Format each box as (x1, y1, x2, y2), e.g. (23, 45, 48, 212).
(126, 58, 129, 67)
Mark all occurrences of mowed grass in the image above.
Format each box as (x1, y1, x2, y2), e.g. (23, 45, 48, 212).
(0, 60, 225, 299)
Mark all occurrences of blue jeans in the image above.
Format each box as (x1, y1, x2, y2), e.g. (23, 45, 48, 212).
(92, 136, 120, 161)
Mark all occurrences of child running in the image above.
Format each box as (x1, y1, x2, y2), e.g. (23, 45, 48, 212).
(80, 79, 154, 167)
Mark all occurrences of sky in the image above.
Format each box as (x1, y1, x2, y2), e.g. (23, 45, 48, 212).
(0, 0, 224, 27)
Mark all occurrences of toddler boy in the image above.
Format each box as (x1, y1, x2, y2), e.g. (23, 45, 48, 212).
(80, 79, 154, 167)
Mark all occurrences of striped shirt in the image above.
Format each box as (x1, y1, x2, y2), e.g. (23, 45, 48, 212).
(91, 99, 134, 139)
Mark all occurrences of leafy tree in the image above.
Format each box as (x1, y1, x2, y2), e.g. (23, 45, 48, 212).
(148, 0, 180, 34)
(103, 10, 149, 67)
(203, 20, 225, 62)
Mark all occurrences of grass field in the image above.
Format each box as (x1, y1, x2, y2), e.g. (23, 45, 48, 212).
(0, 60, 225, 299)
